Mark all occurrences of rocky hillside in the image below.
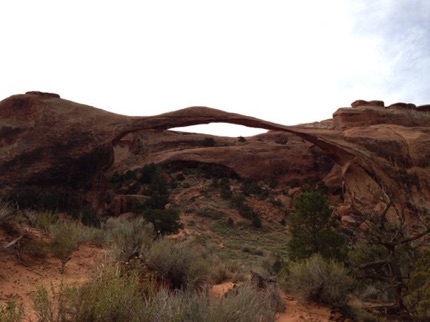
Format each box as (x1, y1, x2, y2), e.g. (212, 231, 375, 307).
(1, 92, 429, 222)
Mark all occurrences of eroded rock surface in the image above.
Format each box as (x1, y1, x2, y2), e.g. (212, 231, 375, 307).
(1, 92, 429, 216)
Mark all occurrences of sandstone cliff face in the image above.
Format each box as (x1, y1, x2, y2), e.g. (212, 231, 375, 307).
(333, 101, 430, 130)
(0, 92, 134, 208)
(111, 129, 334, 188)
(1, 92, 429, 217)
(0, 92, 334, 209)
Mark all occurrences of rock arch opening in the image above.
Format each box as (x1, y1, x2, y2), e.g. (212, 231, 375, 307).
(171, 123, 267, 137)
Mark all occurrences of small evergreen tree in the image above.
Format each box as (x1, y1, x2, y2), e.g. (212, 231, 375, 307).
(146, 168, 170, 210)
(143, 208, 183, 238)
(287, 187, 346, 262)
(219, 178, 232, 200)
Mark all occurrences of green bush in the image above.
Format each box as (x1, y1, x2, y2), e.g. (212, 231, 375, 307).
(31, 283, 75, 322)
(0, 201, 14, 226)
(210, 262, 230, 284)
(142, 208, 183, 238)
(252, 215, 262, 228)
(219, 178, 233, 200)
(0, 299, 24, 322)
(196, 208, 224, 220)
(31, 267, 145, 322)
(144, 168, 170, 209)
(241, 179, 263, 197)
(287, 188, 346, 262)
(145, 239, 210, 290)
(286, 254, 355, 306)
(405, 249, 430, 318)
(139, 163, 158, 184)
(22, 239, 50, 259)
(102, 216, 153, 261)
(146, 282, 276, 322)
(109, 171, 124, 189)
(71, 268, 144, 322)
(32, 211, 58, 233)
(28, 258, 277, 322)
(211, 282, 277, 321)
(201, 137, 216, 147)
(49, 223, 80, 273)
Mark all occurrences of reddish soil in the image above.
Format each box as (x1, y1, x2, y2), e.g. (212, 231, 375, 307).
(0, 228, 105, 321)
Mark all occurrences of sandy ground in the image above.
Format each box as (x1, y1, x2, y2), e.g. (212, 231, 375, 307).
(0, 230, 106, 321)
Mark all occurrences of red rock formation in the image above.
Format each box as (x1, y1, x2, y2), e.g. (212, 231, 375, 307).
(417, 104, 430, 112)
(1, 92, 429, 218)
(388, 102, 416, 110)
(351, 99, 385, 108)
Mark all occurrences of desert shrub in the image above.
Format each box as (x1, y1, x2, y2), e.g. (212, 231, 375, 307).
(238, 136, 246, 142)
(109, 171, 124, 189)
(219, 177, 232, 200)
(70, 206, 101, 228)
(196, 208, 224, 220)
(141, 282, 276, 322)
(269, 198, 283, 208)
(0, 299, 24, 322)
(267, 176, 279, 188)
(242, 245, 264, 257)
(31, 283, 75, 322)
(31, 267, 146, 322)
(22, 239, 50, 259)
(274, 136, 288, 145)
(346, 298, 379, 322)
(29, 269, 277, 322)
(405, 249, 430, 318)
(145, 239, 210, 290)
(211, 282, 277, 321)
(142, 208, 183, 238)
(144, 168, 170, 209)
(252, 215, 262, 228)
(286, 254, 355, 306)
(176, 173, 185, 181)
(210, 262, 230, 284)
(102, 216, 153, 261)
(0, 201, 14, 226)
(200, 137, 216, 147)
(139, 163, 158, 184)
(124, 169, 137, 180)
(241, 179, 263, 196)
(126, 181, 141, 194)
(71, 268, 144, 322)
(49, 223, 80, 273)
(32, 211, 58, 233)
(238, 203, 257, 219)
(287, 188, 346, 262)
(232, 271, 248, 283)
(231, 194, 246, 208)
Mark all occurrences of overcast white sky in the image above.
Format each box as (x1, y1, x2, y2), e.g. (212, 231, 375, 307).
(1, 1, 429, 136)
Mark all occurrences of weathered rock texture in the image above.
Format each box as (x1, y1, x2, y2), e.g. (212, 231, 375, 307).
(1, 92, 429, 216)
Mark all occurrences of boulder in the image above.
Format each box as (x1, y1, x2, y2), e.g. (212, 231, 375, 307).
(351, 100, 369, 108)
(388, 102, 416, 110)
(368, 100, 385, 108)
(417, 104, 430, 112)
